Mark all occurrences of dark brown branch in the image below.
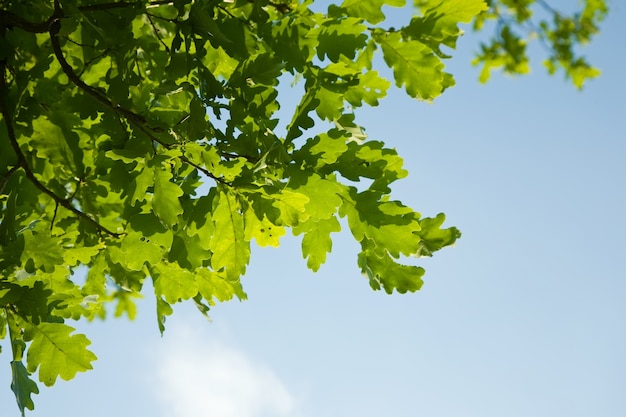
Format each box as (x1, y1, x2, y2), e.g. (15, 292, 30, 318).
(0, 61, 122, 238)
(145, 11, 178, 23)
(181, 153, 230, 185)
(78, 48, 111, 77)
(146, 12, 170, 52)
(0, 165, 19, 194)
(0, 10, 54, 33)
(220, 151, 259, 163)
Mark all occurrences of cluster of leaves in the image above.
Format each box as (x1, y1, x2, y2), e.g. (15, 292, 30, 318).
(0, 0, 606, 414)
(0, 0, 478, 413)
(471, 0, 608, 88)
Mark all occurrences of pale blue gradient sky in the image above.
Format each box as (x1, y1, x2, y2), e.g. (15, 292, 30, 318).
(1, 3, 625, 417)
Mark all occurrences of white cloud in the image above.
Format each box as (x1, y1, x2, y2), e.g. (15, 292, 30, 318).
(152, 325, 297, 417)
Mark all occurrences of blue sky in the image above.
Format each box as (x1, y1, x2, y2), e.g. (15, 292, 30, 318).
(1, 2, 625, 417)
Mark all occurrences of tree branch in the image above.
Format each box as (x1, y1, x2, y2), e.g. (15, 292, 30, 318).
(3, 1, 227, 189)
(146, 12, 170, 52)
(0, 10, 54, 33)
(0, 61, 122, 238)
(0, 165, 19, 195)
(49, 17, 148, 126)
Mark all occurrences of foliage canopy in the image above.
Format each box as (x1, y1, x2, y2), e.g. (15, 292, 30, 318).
(0, 0, 606, 414)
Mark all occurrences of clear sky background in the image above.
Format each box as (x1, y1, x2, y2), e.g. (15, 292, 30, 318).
(1, 2, 625, 417)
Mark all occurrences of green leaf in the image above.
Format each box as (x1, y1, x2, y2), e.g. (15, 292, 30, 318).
(24, 322, 97, 387)
(243, 210, 286, 247)
(156, 296, 173, 335)
(27, 117, 82, 176)
(341, 0, 406, 24)
(169, 232, 207, 269)
(113, 290, 141, 320)
(286, 87, 320, 141)
(209, 190, 250, 280)
(341, 189, 421, 258)
(334, 140, 408, 192)
(415, 213, 461, 257)
(287, 172, 345, 220)
(271, 189, 311, 227)
(21, 230, 63, 273)
(151, 261, 199, 304)
(153, 165, 184, 228)
(294, 215, 342, 271)
(10, 360, 39, 416)
(314, 85, 345, 121)
(406, 0, 488, 53)
(185, 195, 216, 250)
(110, 228, 172, 271)
(358, 239, 425, 294)
(296, 130, 349, 169)
(373, 30, 450, 101)
(196, 268, 247, 304)
(344, 70, 390, 107)
(63, 242, 104, 266)
(473, 26, 530, 83)
(2, 282, 52, 326)
(130, 162, 155, 206)
(316, 18, 368, 62)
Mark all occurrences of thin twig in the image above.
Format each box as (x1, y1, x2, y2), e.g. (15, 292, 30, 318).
(0, 10, 53, 33)
(146, 12, 170, 52)
(51, 202, 60, 231)
(146, 11, 178, 23)
(0, 165, 19, 194)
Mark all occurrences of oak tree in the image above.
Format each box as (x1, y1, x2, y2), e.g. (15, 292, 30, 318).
(0, 0, 606, 414)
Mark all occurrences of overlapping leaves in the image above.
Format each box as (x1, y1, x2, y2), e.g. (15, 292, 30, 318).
(0, 0, 489, 413)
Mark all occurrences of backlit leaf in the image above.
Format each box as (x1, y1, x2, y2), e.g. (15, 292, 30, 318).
(24, 322, 97, 387)
(153, 166, 184, 228)
(10, 360, 39, 417)
(294, 215, 342, 271)
(341, 0, 406, 24)
(2, 0, 597, 410)
(358, 239, 425, 294)
(210, 190, 250, 280)
(151, 261, 198, 304)
(373, 30, 450, 101)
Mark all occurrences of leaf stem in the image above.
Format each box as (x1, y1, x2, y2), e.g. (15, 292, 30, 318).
(0, 165, 19, 194)
(146, 12, 170, 52)
(4, 308, 23, 361)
